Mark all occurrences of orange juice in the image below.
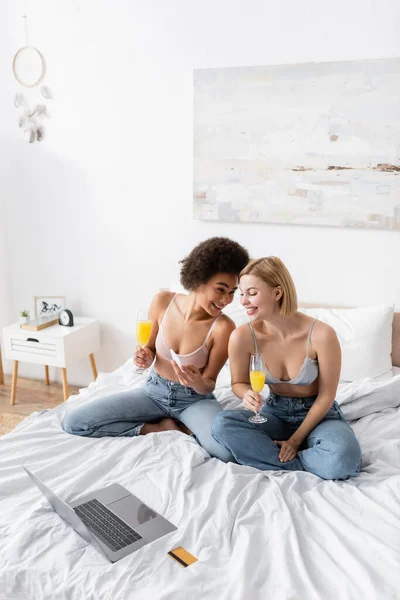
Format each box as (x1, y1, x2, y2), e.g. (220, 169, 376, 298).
(136, 320, 152, 346)
(250, 370, 266, 393)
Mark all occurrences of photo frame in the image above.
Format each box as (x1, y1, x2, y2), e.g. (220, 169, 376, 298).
(34, 296, 66, 318)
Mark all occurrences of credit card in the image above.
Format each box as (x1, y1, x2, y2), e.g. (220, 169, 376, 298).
(170, 349, 184, 371)
(168, 546, 198, 567)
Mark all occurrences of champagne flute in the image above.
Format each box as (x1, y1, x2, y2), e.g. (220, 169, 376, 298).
(248, 353, 268, 424)
(135, 310, 152, 374)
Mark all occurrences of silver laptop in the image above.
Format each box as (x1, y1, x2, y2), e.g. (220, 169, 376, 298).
(22, 466, 177, 563)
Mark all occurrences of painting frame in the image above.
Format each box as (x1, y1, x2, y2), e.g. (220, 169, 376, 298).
(193, 57, 400, 230)
(34, 296, 66, 318)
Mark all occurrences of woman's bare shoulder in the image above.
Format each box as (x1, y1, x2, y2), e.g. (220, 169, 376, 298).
(151, 291, 175, 315)
(311, 319, 338, 344)
(214, 313, 236, 334)
(229, 322, 253, 345)
(152, 290, 175, 304)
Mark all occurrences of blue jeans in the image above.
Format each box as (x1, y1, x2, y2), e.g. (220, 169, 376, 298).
(63, 370, 233, 462)
(212, 392, 362, 479)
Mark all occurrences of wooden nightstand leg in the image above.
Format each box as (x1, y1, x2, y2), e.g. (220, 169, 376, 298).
(45, 365, 50, 385)
(0, 347, 4, 385)
(89, 353, 98, 380)
(11, 360, 19, 406)
(61, 368, 69, 401)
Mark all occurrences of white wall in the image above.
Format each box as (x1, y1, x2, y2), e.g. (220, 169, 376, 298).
(0, 2, 15, 334)
(1, 0, 400, 385)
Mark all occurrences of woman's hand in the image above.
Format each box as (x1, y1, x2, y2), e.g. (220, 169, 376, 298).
(243, 390, 263, 413)
(134, 346, 154, 369)
(170, 362, 206, 393)
(274, 438, 300, 462)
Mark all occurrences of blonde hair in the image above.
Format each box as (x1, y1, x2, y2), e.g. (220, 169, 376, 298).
(240, 257, 298, 317)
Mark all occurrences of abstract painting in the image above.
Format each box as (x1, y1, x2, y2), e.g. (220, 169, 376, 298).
(193, 58, 400, 229)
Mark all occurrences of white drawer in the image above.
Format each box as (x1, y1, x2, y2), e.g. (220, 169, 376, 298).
(3, 330, 64, 366)
(1, 318, 99, 369)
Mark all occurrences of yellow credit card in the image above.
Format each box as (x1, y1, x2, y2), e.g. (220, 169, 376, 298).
(168, 547, 198, 567)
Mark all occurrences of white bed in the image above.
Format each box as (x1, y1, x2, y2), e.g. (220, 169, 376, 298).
(1, 310, 400, 600)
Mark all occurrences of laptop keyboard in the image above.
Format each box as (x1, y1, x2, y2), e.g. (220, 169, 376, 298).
(74, 498, 142, 552)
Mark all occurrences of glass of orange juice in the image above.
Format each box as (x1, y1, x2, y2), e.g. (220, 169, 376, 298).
(248, 353, 267, 424)
(135, 310, 152, 373)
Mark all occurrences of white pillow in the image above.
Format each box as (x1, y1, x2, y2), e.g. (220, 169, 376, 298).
(299, 305, 394, 382)
(222, 299, 249, 327)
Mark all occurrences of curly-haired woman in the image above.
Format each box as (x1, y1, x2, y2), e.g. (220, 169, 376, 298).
(63, 237, 249, 461)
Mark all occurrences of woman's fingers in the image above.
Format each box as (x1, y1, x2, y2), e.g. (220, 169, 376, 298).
(180, 367, 197, 384)
(170, 361, 190, 385)
(134, 352, 145, 366)
(181, 365, 196, 379)
(274, 440, 296, 462)
(281, 452, 294, 462)
(251, 392, 262, 410)
(169, 362, 198, 386)
(279, 449, 288, 461)
(135, 347, 146, 362)
(133, 345, 154, 369)
(244, 391, 262, 411)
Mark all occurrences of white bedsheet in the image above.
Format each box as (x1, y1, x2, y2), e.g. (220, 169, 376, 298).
(1, 361, 400, 600)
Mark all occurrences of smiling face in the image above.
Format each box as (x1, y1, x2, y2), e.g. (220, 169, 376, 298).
(195, 272, 239, 316)
(239, 274, 282, 321)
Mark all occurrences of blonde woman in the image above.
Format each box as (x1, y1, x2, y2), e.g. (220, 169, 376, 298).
(212, 257, 362, 479)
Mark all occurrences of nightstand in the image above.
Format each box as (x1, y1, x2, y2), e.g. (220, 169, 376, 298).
(1, 317, 100, 405)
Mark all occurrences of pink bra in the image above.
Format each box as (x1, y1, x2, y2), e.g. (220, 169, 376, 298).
(155, 294, 220, 368)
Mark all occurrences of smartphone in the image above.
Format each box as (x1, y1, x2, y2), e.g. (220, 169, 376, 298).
(170, 349, 184, 371)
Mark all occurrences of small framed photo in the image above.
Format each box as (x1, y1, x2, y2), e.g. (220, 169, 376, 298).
(34, 296, 66, 318)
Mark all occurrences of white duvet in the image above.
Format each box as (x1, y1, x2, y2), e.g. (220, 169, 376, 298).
(1, 361, 400, 600)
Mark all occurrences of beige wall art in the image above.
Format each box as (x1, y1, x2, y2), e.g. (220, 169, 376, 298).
(193, 58, 400, 229)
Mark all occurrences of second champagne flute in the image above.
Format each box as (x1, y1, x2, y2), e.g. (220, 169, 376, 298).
(248, 353, 268, 424)
(135, 310, 152, 374)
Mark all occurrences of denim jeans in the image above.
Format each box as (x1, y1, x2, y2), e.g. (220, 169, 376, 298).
(212, 392, 362, 479)
(63, 370, 233, 462)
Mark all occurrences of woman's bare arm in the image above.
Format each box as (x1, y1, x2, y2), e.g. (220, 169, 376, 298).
(289, 323, 341, 446)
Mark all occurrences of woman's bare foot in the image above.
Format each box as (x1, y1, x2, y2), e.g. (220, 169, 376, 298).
(140, 418, 181, 435)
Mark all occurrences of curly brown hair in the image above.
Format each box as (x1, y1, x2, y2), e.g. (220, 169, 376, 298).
(179, 237, 249, 291)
